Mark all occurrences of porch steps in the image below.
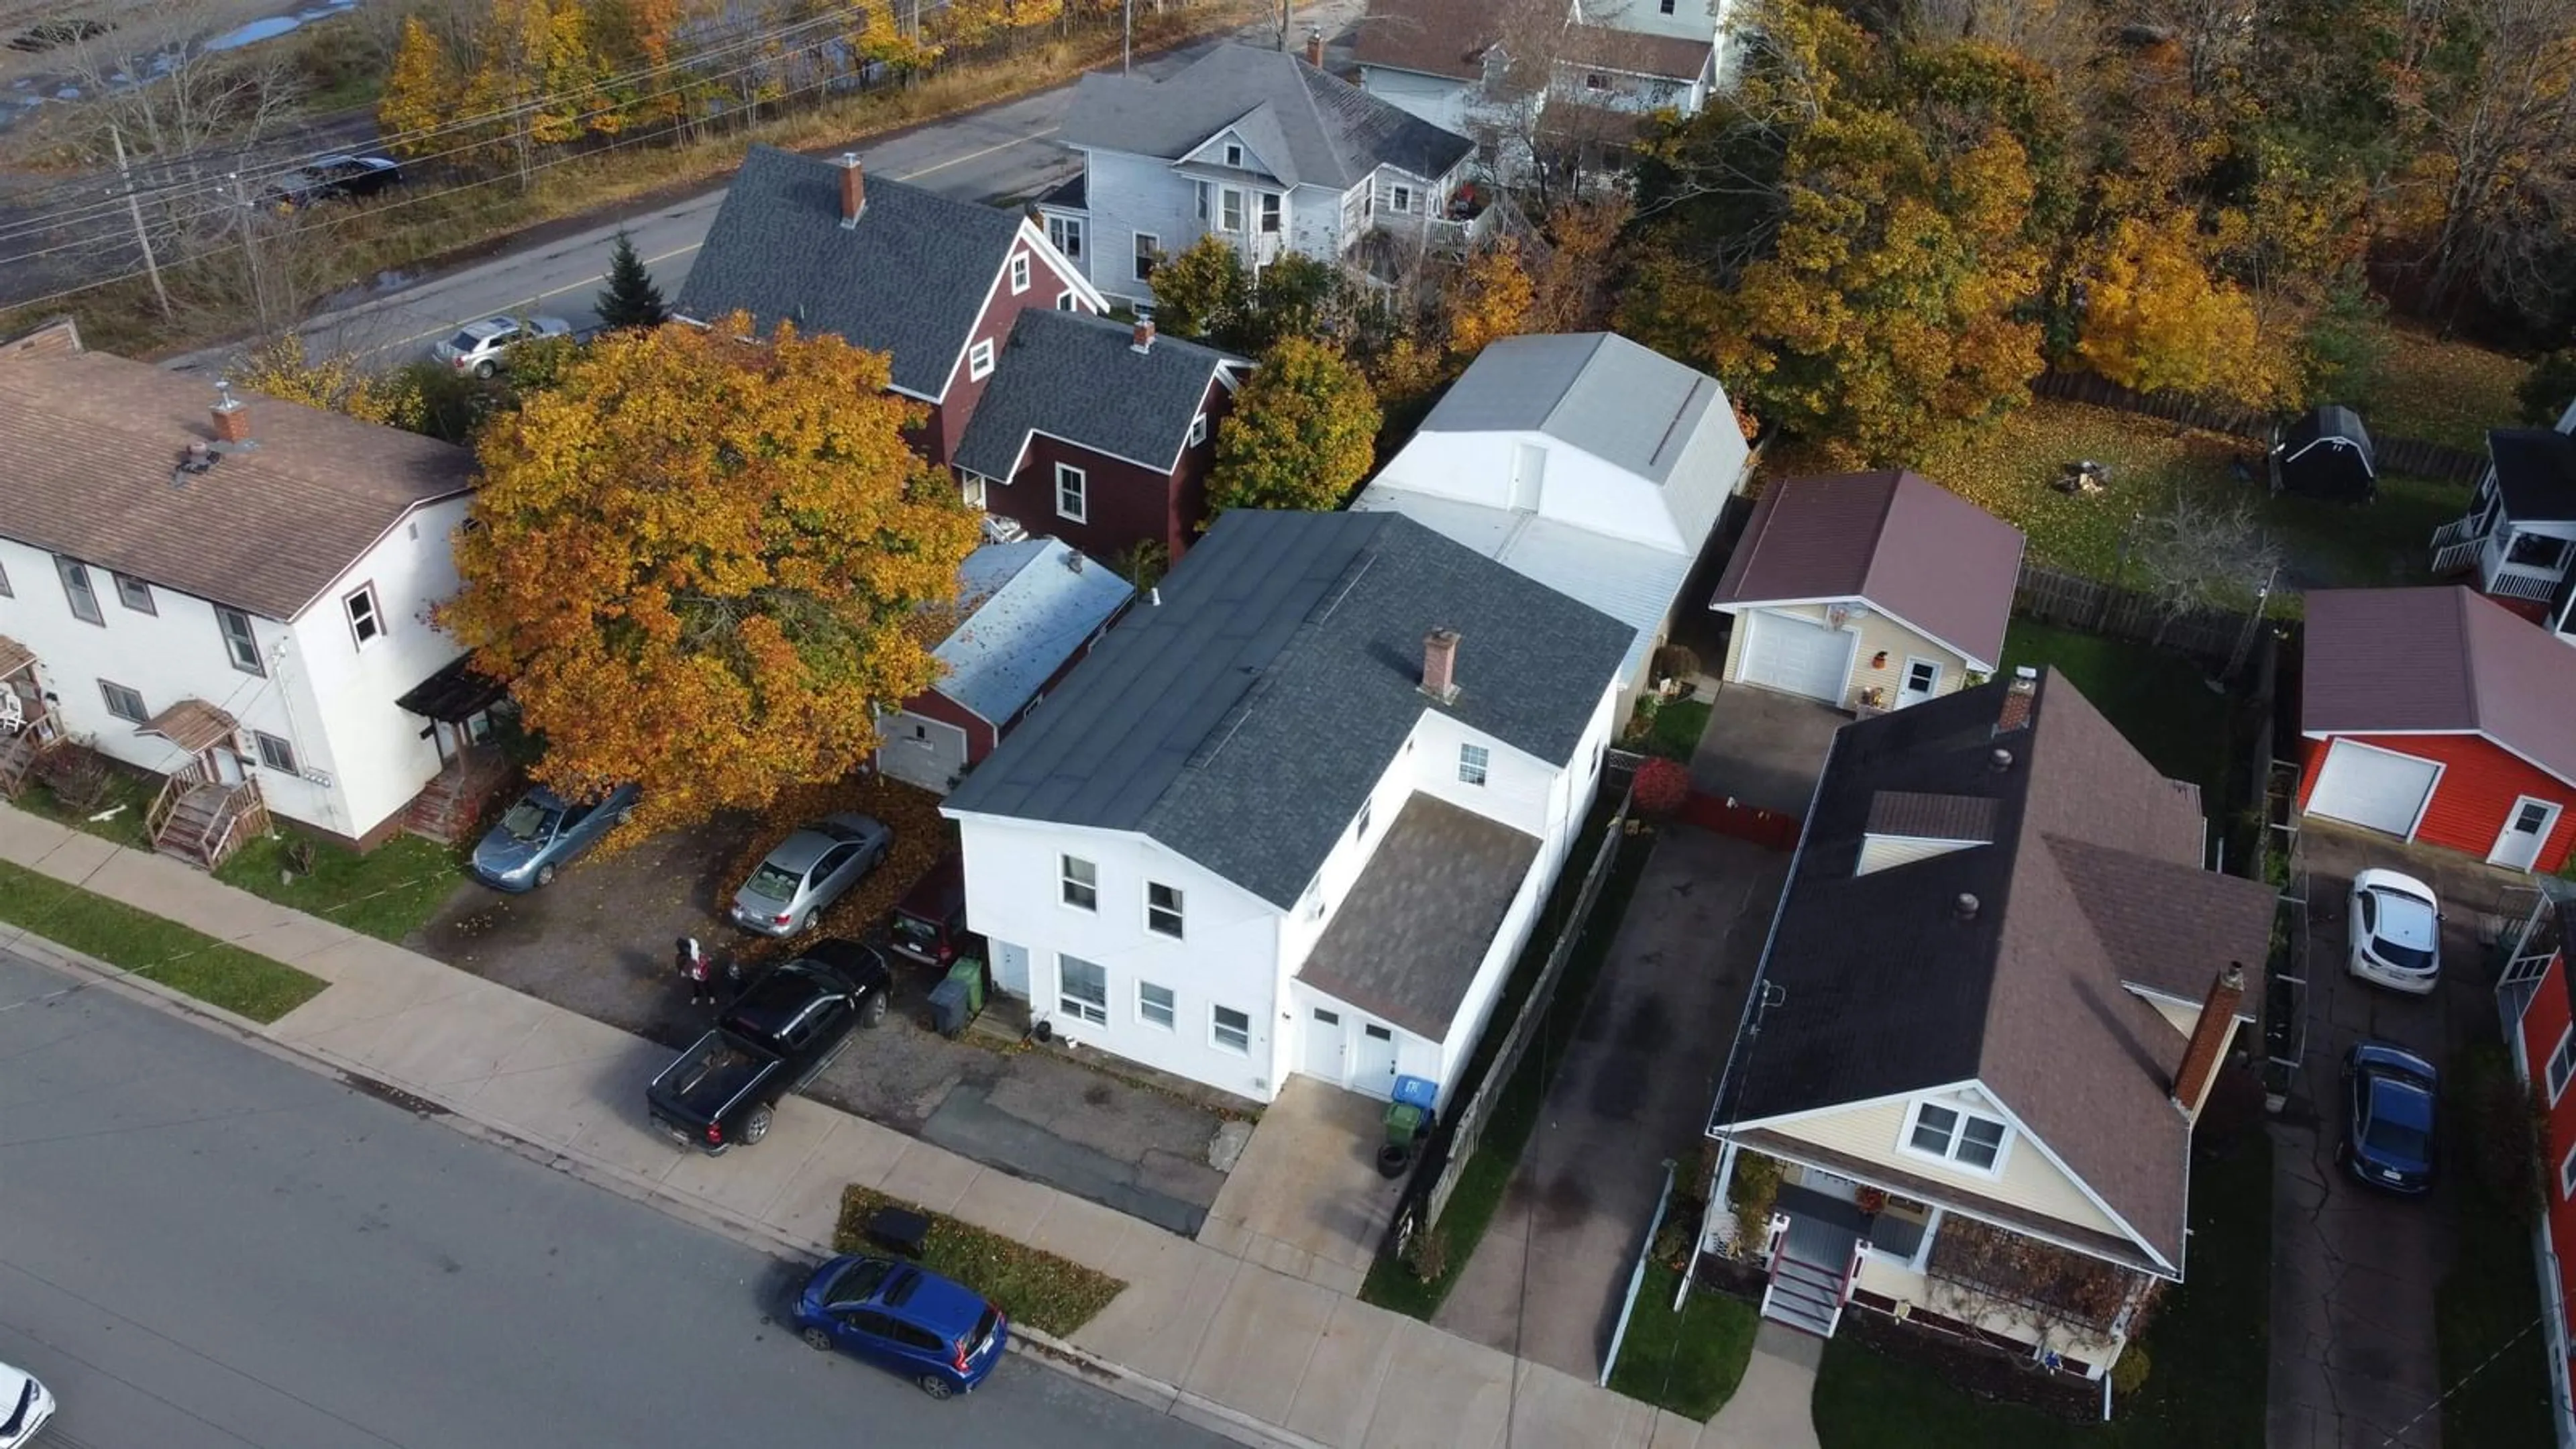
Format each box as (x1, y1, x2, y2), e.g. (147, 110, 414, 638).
(402, 752, 512, 845)
(1760, 1254, 1844, 1337)
(152, 787, 232, 869)
(0, 730, 44, 798)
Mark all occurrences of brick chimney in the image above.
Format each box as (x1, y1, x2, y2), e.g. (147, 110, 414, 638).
(2171, 963, 2247, 1119)
(1132, 318, 1155, 353)
(1421, 628, 1460, 704)
(837, 153, 865, 228)
(211, 379, 251, 443)
(1305, 28, 1324, 67)
(1994, 664, 2039, 733)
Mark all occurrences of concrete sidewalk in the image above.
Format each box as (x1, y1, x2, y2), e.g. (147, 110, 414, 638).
(0, 804, 1758, 1448)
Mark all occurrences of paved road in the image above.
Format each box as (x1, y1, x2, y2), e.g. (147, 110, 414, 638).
(0, 949, 1231, 1449)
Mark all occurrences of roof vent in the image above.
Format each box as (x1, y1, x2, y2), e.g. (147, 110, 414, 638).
(1063, 548, 1084, 573)
(1988, 747, 2012, 772)
(172, 439, 221, 486)
(1954, 893, 1980, 920)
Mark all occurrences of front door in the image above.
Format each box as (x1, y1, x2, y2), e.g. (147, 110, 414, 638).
(1507, 443, 1546, 513)
(1895, 657, 1943, 708)
(1352, 1022, 1399, 1097)
(2489, 796, 2563, 871)
(204, 747, 246, 785)
(1302, 1006, 1346, 1081)
(991, 941, 1030, 998)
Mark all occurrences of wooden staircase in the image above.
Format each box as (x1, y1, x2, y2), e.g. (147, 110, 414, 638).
(0, 729, 52, 799)
(402, 747, 511, 845)
(146, 765, 267, 871)
(1759, 1214, 1865, 1339)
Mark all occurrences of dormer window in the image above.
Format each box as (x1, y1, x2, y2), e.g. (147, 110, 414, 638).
(1901, 1099, 2011, 1174)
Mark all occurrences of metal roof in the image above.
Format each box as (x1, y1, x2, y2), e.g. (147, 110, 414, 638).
(931, 539, 1134, 726)
(1061, 44, 1474, 190)
(2301, 586, 2576, 785)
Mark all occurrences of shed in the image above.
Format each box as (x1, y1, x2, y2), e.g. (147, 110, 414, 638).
(2271, 406, 2377, 503)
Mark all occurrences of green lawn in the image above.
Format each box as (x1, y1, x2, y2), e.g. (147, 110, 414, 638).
(1644, 698, 1713, 762)
(0, 859, 329, 1023)
(1998, 620, 2232, 798)
(10, 767, 158, 851)
(1607, 1265, 1760, 1419)
(2435, 1044, 2557, 1448)
(2369, 329, 2532, 453)
(215, 830, 464, 943)
(833, 1184, 1125, 1338)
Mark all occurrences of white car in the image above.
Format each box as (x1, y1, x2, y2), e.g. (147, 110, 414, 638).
(433, 315, 573, 378)
(0, 1361, 54, 1448)
(2348, 868, 2442, 995)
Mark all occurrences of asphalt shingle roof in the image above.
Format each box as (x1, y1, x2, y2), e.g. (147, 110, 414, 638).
(1061, 43, 1474, 190)
(943, 510, 1632, 908)
(1297, 792, 1540, 1036)
(1719, 671, 2277, 1274)
(673, 144, 1027, 399)
(2301, 586, 2576, 786)
(952, 310, 1242, 480)
(2487, 427, 2576, 523)
(1416, 332, 1726, 487)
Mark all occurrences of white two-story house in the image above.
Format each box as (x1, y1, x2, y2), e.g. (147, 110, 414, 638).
(941, 509, 1634, 1105)
(2429, 397, 2576, 643)
(0, 319, 482, 865)
(1042, 42, 1479, 310)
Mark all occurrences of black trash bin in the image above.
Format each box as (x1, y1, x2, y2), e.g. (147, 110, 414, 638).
(928, 977, 969, 1038)
(867, 1205, 931, 1260)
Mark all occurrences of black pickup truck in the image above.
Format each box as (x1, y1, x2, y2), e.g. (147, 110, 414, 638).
(647, 939, 893, 1153)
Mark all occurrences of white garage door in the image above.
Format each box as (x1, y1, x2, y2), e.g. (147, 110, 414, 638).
(877, 712, 971, 794)
(1739, 611, 1858, 703)
(2307, 740, 2440, 837)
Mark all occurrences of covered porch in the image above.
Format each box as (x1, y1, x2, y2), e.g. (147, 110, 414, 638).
(0, 636, 63, 798)
(137, 698, 270, 871)
(394, 656, 516, 845)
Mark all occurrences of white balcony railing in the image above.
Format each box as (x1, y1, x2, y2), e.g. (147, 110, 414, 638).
(2491, 567, 2563, 602)
(2430, 513, 2483, 551)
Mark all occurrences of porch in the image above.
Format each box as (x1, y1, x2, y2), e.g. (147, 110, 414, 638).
(0, 636, 63, 798)
(136, 699, 270, 871)
(394, 656, 516, 845)
(2428, 515, 2569, 602)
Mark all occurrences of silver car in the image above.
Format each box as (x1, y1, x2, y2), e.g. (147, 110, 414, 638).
(434, 314, 573, 378)
(731, 813, 894, 937)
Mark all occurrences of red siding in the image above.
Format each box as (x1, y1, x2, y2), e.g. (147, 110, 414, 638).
(1166, 370, 1232, 560)
(2516, 951, 2576, 1364)
(991, 434, 1185, 563)
(899, 686, 996, 762)
(2297, 732, 2576, 872)
(927, 233, 1096, 466)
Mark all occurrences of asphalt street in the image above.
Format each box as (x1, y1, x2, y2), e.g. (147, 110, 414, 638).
(0, 948, 1231, 1449)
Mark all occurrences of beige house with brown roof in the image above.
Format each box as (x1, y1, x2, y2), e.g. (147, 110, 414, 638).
(1695, 668, 2277, 1377)
(0, 320, 486, 864)
(1711, 470, 2026, 714)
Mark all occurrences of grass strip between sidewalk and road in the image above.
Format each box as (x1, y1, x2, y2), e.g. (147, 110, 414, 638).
(833, 1183, 1125, 1338)
(1605, 1264, 1758, 1419)
(0, 858, 328, 1024)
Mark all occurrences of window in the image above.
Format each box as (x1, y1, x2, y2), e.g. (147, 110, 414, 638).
(1260, 194, 1282, 233)
(1458, 743, 1490, 786)
(1057, 290, 1078, 311)
(112, 573, 154, 614)
(1904, 1101, 2011, 1172)
(98, 680, 147, 724)
(968, 339, 996, 381)
(0, 557, 11, 596)
(345, 583, 384, 647)
(1212, 1004, 1250, 1054)
(1139, 981, 1175, 1029)
(56, 557, 101, 625)
(1195, 183, 1210, 220)
(1220, 187, 1245, 233)
(1660, 0, 1676, 9)
(1224, 141, 1243, 168)
(1354, 798, 1373, 841)
(959, 473, 988, 510)
(253, 731, 299, 774)
(1060, 854, 1098, 910)
(215, 606, 264, 676)
(1133, 231, 1160, 282)
(1047, 214, 1083, 258)
(1187, 413, 1208, 447)
(2548, 1025, 2576, 1103)
(1055, 463, 1087, 523)
(1904, 659, 1940, 695)
(1009, 252, 1030, 294)
(1389, 184, 1413, 213)
(2563, 1141, 2576, 1201)
(1146, 881, 1184, 938)
(1059, 955, 1108, 1026)
(2508, 530, 2571, 571)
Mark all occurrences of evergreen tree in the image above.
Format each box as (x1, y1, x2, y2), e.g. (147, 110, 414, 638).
(595, 231, 667, 331)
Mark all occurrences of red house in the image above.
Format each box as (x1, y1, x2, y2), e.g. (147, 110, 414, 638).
(2496, 892, 2576, 1440)
(2298, 586, 2576, 873)
(672, 144, 1106, 468)
(950, 312, 1249, 565)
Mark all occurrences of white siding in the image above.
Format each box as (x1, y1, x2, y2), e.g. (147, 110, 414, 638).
(1291, 182, 1350, 259)
(1375, 428, 1686, 550)
(1760, 1094, 2131, 1242)
(1585, 0, 1725, 44)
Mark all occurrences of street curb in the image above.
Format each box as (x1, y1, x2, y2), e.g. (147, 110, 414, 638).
(0, 925, 1317, 1449)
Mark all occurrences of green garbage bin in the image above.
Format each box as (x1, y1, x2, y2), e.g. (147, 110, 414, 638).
(1385, 1101, 1427, 1148)
(946, 956, 986, 1016)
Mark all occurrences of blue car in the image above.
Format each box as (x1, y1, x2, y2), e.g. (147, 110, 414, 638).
(468, 782, 639, 892)
(2344, 1042, 2438, 1195)
(793, 1254, 1008, 1399)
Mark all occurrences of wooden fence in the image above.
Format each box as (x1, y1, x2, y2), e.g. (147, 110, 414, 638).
(2029, 370, 2485, 483)
(2014, 561, 2255, 668)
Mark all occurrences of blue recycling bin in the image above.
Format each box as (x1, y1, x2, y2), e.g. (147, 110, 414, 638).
(1391, 1075, 1438, 1114)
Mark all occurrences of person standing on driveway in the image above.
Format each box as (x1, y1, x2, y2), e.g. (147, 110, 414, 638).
(676, 936, 715, 1008)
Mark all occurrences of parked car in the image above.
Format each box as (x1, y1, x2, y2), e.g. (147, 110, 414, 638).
(646, 940, 892, 1152)
(468, 782, 639, 892)
(792, 1253, 1007, 1399)
(433, 314, 574, 378)
(0, 1360, 55, 1449)
(265, 154, 402, 209)
(2343, 1041, 2438, 1194)
(884, 851, 979, 969)
(729, 813, 894, 936)
(2347, 868, 2442, 994)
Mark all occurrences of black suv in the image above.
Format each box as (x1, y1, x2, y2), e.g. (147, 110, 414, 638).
(646, 939, 892, 1152)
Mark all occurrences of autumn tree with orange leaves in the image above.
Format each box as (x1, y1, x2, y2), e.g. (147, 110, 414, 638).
(441, 315, 981, 840)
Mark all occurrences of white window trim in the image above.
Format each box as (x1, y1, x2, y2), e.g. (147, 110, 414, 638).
(1220, 186, 1246, 233)
(1057, 289, 1077, 311)
(1355, 797, 1373, 841)
(1055, 462, 1088, 523)
(1009, 252, 1031, 294)
(1134, 231, 1160, 282)
(1224, 142, 1244, 168)
(1146, 881, 1184, 939)
(968, 338, 996, 381)
(2562, 1140, 2576, 1201)
(1896, 1098, 2014, 1179)
(1059, 954, 1109, 1026)
(1900, 655, 1943, 702)
(1389, 184, 1412, 213)
(959, 474, 988, 509)
(2549, 1024, 2576, 1104)
(1059, 853, 1098, 912)
(345, 583, 385, 648)
(1211, 1004, 1252, 1055)
(1187, 413, 1208, 447)
(1458, 743, 1490, 787)
(1138, 980, 1175, 1030)
(1049, 214, 1083, 258)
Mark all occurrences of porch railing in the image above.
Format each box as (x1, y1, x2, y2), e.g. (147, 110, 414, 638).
(2430, 514, 2483, 551)
(144, 759, 210, 843)
(2490, 566, 2563, 602)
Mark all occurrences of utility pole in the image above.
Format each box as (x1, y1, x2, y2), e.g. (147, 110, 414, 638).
(1123, 0, 1132, 73)
(1278, 0, 1291, 50)
(110, 124, 172, 322)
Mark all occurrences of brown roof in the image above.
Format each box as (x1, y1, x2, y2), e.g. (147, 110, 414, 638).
(0, 635, 32, 680)
(1352, 0, 1508, 80)
(1716, 670, 2278, 1275)
(138, 698, 239, 753)
(1559, 23, 1715, 80)
(1297, 792, 1541, 1037)
(1712, 470, 2027, 669)
(2302, 586, 2576, 786)
(1866, 790, 1997, 843)
(0, 345, 474, 621)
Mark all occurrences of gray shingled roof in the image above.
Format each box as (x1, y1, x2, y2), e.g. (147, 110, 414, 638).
(672, 144, 1026, 399)
(1717, 671, 2277, 1275)
(952, 310, 1243, 480)
(943, 510, 1633, 908)
(1417, 332, 1725, 487)
(1061, 43, 1474, 189)
(2302, 585, 2576, 786)
(2487, 427, 2576, 523)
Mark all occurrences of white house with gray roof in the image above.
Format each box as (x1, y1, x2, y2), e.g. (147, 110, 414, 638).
(1352, 331, 1748, 706)
(941, 509, 1632, 1105)
(1040, 44, 1478, 311)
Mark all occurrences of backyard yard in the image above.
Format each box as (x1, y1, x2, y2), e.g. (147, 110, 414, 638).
(1997, 619, 2233, 800)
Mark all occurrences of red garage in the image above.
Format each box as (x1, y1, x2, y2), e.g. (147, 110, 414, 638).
(2298, 586, 2576, 873)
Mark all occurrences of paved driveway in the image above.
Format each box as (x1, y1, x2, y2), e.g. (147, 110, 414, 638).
(1688, 683, 1843, 818)
(2268, 821, 2512, 1449)
(1434, 826, 1786, 1379)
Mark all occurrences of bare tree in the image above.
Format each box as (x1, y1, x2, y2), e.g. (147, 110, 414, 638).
(2129, 492, 2284, 643)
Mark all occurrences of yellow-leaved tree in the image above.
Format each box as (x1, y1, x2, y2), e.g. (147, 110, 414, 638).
(1441, 240, 1536, 360)
(441, 315, 981, 840)
(2076, 214, 2290, 408)
(376, 16, 454, 157)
